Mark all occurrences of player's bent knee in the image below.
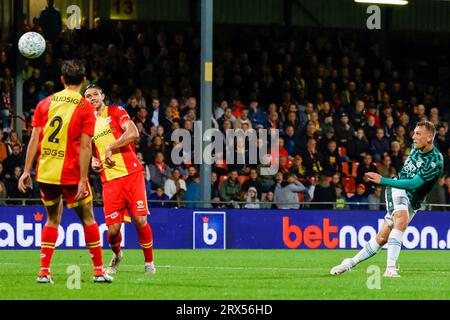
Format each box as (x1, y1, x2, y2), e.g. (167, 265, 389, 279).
(376, 234, 388, 246)
(108, 224, 121, 237)
(133, 216, 147, 229)
(45, 220, 60, 228)
(392, 210, 409, 230)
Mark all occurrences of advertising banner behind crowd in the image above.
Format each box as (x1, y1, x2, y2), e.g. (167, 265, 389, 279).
(1, 207, 449, 250)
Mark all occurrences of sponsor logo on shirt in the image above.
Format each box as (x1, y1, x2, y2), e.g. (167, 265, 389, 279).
(137, 200, 145, 210)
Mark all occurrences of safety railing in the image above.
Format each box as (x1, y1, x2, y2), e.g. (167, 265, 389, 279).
(0, 198, 449, 210)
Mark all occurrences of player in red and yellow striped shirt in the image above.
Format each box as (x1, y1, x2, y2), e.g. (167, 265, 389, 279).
(84, 84, 155, 275)
(18, 60, 112, 284)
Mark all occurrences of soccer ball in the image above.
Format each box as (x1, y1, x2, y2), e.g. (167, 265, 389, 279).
(18, 32, 46, 59)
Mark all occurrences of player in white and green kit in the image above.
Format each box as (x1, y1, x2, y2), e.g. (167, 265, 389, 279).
(330, 121, 444, 277)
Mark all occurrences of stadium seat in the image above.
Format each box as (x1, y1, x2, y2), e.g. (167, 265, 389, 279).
(219, 175, 228, 189)
(338, 147, 347, 157)
(298, 192, 305, 202)
(238, 175, 250, 185)
(351, 162, 359, 177)
(342, 177, 356, 194)
(341, 162, 350, 177)
(215, 160, 228, 170)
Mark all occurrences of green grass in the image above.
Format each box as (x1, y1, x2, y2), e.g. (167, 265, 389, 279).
(0, 250, 449, 300)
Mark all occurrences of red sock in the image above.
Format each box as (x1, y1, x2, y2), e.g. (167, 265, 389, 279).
(83, 223, 104, 276)
(107, 232, 122, 255)
(40, 226, 58, 276)
(137, 223, 154, 263)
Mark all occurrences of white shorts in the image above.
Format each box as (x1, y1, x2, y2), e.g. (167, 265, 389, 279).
(384, 186, 417, 227)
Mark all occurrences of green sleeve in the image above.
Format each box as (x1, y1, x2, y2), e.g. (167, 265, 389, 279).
(380, 175, 425, 191)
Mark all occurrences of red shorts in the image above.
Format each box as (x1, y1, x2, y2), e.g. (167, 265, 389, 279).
(102, 171, 149, 226)
(39, 182, 93, 208)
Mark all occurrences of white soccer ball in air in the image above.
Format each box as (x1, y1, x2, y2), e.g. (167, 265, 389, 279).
(18, 32, 46, 59)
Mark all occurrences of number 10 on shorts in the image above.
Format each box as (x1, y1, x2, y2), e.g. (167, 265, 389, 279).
(193, 212, 226, 249)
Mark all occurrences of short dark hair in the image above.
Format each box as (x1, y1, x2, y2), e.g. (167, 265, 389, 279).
(61, 60, 86, 85)
(84, 83, 103, 94)
(416, 120, 436, 137)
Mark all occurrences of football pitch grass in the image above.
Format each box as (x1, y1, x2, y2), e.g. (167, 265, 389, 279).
(1, 249, 449, 300)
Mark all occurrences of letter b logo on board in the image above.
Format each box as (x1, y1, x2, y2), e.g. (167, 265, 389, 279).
(194, 212, 226, 249)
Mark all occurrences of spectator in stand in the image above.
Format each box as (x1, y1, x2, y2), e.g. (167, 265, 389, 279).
(435, 125, 449, 155)
(6, 166, 29, 203)
(149, 98, 164, 128)
(149, 187, 169, 208)
(350, 100, 366, 129)
(160, 106, 175, 134)
(377, 153, 397, 178)
(244, 187, 260, 209)
(134, 106, 152, 133)
(296, 123, 318, 151)
(318, 126, 333, 151)
(445, 176, 450, 208)
(214, 100, 228, 121)
(370, 128, 390, 162)
(334, 183, 349, 210)
(149, 152, 171, 191)
(383, 115, 396, 141)
(219, 169, 242, 207)
(38, 0, 62, 44)
(0, 180, 6, 204)
(356, 154, 377, 185)
(274, 173, 307, 209)
(393, 125, 412, 155)
(185, 165, 198, 186)
(241, 168, 262, 198)
(348, 184, 369, 210)
(427, 177, 447, 211)
(283, 125, 296, 157)
(368, 185, 383, 210)
(347, 128, 370, 163)
(364, 114, 378, 142)
(183, 175, 201, 208)
(335, 113, 354, 146)
(126, 95, 140, 120)
(235, 109, 253, 130)
(1, 80, 13, 132)
(311, 174, 336, 210)
(300, 138, 323, 176)
(5, 130, 23, 153)
(3, 144, 23, 177)
(256, 155, 276, 193)
(389, 141, 403, 173)
(164, 169, 186, 207)
(322, 140, 341, 176)
(289, 154, 308, 181)
(211, 172, 221, 206)
(0, 161, 6, 181)
(260, 191, 276, 209)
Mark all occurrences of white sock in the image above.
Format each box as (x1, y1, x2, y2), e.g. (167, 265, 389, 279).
(387, 229, 404, 268)
(351, 238, 381, 266)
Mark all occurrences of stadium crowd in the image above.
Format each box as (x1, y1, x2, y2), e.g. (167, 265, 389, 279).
(0, 5, 449, 209)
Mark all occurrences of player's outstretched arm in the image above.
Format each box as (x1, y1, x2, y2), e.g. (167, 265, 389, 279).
(18, 126, 40, 193)
(366, 172, 425, 191)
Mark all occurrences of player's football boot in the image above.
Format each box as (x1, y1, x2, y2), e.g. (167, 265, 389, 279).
(330, 258, 354, 275)
(106, 251, 123, 274)
(144, 262, 156, 275)
(93, 272, 114, 283)
(383, 267, 400, 278)
(36, 275, 54, 284)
